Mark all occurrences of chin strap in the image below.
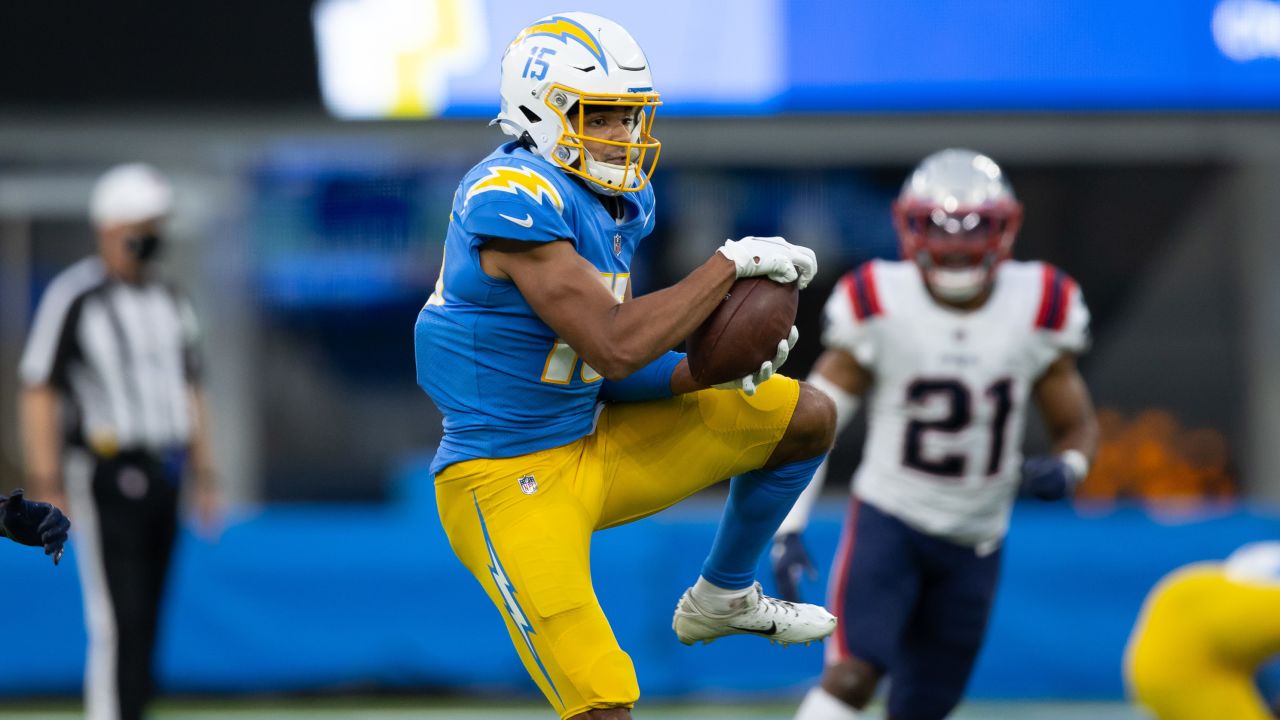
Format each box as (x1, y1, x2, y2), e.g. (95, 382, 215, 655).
(581, 153, 628, 196)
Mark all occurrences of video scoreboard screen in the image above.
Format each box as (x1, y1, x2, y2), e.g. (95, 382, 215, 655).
(314, 0, 1280, 119)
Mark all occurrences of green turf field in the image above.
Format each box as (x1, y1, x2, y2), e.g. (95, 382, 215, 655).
(0, 698, 1145, 719)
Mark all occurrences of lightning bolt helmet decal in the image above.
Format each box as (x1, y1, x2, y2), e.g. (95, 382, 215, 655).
(511, 15, 609, 74)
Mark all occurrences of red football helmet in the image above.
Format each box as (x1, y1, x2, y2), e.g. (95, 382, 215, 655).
(892, 149, 1023, 302)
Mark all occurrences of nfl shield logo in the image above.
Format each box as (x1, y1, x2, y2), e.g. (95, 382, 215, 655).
(613, 233, 623, 256)
(518, 474, 538, 495)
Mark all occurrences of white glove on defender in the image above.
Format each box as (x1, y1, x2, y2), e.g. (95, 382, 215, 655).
(717, 236, 818, 290)
(713, 325, 799, 396)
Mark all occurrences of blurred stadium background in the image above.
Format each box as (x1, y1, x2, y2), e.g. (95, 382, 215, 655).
(2, 0, 1280, 717)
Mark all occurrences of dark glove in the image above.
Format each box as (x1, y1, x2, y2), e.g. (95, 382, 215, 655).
(0, 489, 70, 565)
(1019, 454, 1083, 501)
(770, 532, 817, 603)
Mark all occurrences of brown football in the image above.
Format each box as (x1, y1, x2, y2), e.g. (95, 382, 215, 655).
(686, 277, 799, 386)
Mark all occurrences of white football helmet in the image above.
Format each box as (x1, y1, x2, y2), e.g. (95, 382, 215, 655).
(892, 149, 1023, 302)
(494, 12, 661, 195)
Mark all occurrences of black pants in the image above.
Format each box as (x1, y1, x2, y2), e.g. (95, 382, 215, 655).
(69, 448, 181, 720)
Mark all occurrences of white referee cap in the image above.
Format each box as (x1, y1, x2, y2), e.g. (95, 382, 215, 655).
(90, 163, 174, 227)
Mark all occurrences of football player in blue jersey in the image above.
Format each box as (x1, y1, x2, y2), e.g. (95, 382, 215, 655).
(415, 12, 838, 720)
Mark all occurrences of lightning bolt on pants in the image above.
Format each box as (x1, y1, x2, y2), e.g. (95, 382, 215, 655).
(436, 453, 638, 718)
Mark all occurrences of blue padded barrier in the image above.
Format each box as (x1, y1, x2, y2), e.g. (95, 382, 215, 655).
(1, 460, 1276, 700)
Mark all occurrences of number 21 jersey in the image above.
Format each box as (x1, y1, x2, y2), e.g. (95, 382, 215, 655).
(823, 259, 1089, 545)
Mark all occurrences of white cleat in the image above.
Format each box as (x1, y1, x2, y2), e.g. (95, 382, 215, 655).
(671, 581, 837, 647)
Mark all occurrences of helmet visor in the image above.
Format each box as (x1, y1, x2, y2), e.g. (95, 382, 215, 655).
(911, 210, 998, 266)
(896, 202, 1021, 269)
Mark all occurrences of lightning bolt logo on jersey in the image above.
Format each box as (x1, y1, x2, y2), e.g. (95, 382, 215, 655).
(823, 259, 1090, 545)
(464, 166, 565, 212)
(415, 142, 655, 474)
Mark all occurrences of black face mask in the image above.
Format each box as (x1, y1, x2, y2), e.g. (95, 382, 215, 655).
(126, 234, 163, 262)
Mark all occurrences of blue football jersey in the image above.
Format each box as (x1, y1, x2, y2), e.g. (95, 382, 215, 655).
(416, 142, 656, 473)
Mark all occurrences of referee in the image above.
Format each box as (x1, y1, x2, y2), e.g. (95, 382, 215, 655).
(17, 163, 220, 720)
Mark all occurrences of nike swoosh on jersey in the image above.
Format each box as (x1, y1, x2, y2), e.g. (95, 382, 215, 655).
(499, 213, 534, 228)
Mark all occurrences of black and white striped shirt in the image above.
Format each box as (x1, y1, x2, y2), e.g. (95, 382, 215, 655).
(19, 257, 202, 453)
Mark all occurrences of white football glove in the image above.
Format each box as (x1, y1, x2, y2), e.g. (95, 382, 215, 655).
(713, 325, 799, 396)
(717, 236, 818, 290)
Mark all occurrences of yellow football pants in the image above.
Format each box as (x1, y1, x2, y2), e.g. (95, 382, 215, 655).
(1126, 564, 1280, 720)
(434, 377, 800, 719)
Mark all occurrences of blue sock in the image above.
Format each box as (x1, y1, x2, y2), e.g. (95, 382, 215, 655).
(700, 453, 827, 590)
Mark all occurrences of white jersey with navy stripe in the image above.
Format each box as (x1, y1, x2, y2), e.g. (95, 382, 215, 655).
(19, 257, 202, 452)
(822, 259, 1089, 545)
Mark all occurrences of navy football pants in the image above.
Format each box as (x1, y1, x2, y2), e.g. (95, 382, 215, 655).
(829, 499, 1001, 720)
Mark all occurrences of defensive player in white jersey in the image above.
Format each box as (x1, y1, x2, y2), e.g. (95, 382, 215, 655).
(773, 149, 1099, 720)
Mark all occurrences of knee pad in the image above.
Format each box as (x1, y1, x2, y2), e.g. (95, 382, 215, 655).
(583, 647, 638, 707)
